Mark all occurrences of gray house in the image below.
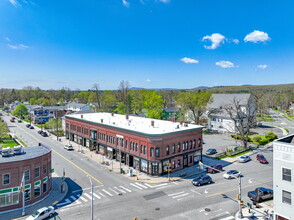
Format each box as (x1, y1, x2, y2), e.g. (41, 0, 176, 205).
(207, 94, 256, 133)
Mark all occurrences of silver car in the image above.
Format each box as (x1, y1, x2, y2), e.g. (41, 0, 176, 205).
(64, 145, 74, 151)
(223, 170, 242, 179)
(26, 206, 55, 220)
(238, 155, 251, 163)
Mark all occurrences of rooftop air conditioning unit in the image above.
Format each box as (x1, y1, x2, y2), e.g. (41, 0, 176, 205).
(14, 145, 23, 155)
(2, 147, 12, 157)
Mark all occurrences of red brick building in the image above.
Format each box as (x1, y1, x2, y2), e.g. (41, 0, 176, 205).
(65, 113, 203, 176)
(0, 145, 52, 212)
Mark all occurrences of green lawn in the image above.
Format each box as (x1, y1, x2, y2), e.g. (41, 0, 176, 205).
(0, 140, 19, 148)
(257, 114, 274, 122)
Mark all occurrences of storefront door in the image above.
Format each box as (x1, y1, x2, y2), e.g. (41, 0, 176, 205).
(183, 155, 188, 167)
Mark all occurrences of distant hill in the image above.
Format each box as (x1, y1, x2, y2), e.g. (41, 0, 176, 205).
(129, 87, 180, 91)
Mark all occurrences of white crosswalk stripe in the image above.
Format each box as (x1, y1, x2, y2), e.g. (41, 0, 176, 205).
(77, 194, 88, 202)
(218, 216, 234, 220)
(102, 189, 113, 196)
(99, 192, 106, 197)
(114, 186, 126, 193)
(109, 188, 120, 194)
(119, 186, 132, 192)
(93, 193, 101, 199)
(84, 193, 95, 200)
(134, 182, 148, 189)
(130, 183, 143, 190)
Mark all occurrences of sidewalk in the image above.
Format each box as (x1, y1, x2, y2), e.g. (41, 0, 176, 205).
(0, 175, 68, 220)
(235, 201, 274, 220)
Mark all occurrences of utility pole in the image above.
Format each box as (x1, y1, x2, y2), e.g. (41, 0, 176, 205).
(21, 173, 25, 216)
(88, 176, 94, 220)
(237, 175, 244, 218)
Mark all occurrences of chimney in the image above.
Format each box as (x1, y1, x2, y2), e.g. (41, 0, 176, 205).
(151, 120, 154, 127)
(180, 121, 183, 125)
(101, 119, 103, 123)
(111, 113, 114, 116)
(126, 115, 129, 120)
(81, 115, 83, 119)
(171, 118, 174, 122)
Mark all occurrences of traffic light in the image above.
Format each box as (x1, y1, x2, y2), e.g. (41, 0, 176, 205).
(240, 200, 244, 206)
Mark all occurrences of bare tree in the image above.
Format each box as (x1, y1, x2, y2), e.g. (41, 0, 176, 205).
(223, 97, 256, 148)
(117, 80, 130, 114)
(92, 83, 102, 111)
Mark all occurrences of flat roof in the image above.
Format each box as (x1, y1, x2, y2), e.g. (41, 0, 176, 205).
(66, 113, 203, 135)
(0, 145, 51, 163)
(275, 134, 294, 145)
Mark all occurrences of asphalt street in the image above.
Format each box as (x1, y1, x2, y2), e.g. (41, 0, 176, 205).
(1, 113, 277, 220)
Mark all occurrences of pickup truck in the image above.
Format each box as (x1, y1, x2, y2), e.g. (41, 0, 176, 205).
(247, 187, 273, 202)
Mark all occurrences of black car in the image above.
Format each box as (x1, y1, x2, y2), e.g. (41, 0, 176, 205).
(41, 132, 48, 137)
(26, 124, 31, 128)
(29, 125, 34, 129)
(38, 130, 44, 134)
(192, 175, 212, 186)
(205, 148, 217, 155)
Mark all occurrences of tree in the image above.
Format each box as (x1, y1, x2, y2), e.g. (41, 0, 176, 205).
(12, 103, 29, 119)
(142, 90, 164, 119)
(222, 97, 256, 148)
(0, 121, 9, 142)
(101, 90, 117, 112)
(177, 91, 212, 124)
(117, 80, 130, 114)
(93, 84, 102, 110)
(115, 102, 127, 114)
(130, 90, 144, 114)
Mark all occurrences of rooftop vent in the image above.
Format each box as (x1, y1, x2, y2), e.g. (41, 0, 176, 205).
(101, 119, 103, 123)
(2, 147, 12, 157)
(111, 113, 114, 116)
(126, 115, 129, 120)
(81, 115, 83, 119)
(151, 120, 154, 127)
(14, 145, 23, 155)
(180, 121, 183, 126)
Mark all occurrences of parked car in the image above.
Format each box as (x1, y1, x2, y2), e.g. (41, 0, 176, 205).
(29, 126, 34, 129)
(64, 145, 74, 151)
(207, 164, 223, 174)
(223, 170, 242, 179)
(26, 124, 31, 128)
(238, 155, 251, 163)
(18, 119, 22, 123)
(248, 187, 273, 203)
(10, 119, 15, 122)
(205, 148, 217, 155)
(38, 130, 44, 134)
(192, 175, 212, 186)
(256, 154, 268, 164)
(41, 132, 48, 137)
(26, 206, 55, 220)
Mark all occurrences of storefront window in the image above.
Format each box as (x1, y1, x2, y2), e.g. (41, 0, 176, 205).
(24, 185, 31, 202)
(0, 191, 19, 207)
(34, 181, 41, 198)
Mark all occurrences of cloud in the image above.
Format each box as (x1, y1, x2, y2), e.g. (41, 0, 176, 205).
(232, 39, 239, 44)
(159, 0, 170, 3)
(244, 30, 271, 43)
(8, 44, 29, 49)
(8, 0, 20, 7)
(215, 61, 238, 68)
(180, 57, 199, 64)
(122, 0, 130, 7)
(5, 37, 11, 42)
(257, 64, 268, 69)
(146, 79, 151, 82)
(202, 33, 225, 49)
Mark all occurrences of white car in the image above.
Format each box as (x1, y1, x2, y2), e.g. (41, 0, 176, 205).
(64, 145, 74, 151)
(223, 170, 242, 179)
(26, 206, 55, 220)
(238, 155, 251, 163)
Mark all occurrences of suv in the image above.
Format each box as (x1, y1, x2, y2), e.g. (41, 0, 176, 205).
(205, 148, 217, 155)
(64, 145, 74, 151)
(207, 164, 222, 174)
(41, 132, 48, 137)
(192, 175, 212, 186)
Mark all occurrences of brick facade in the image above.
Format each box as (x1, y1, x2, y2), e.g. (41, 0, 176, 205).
(0, 147, 52, 212)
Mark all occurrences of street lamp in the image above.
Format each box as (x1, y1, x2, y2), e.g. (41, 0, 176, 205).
(237, 175, 244, 218)
(87, 175, 94, 220)
(20, 173, 25, 216)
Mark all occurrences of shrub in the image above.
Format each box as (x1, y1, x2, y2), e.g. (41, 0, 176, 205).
(266, 132, 278, 141)
(253, 136, 262, 142)
(258, 139, 269, 145)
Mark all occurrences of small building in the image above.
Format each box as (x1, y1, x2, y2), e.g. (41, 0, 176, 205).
(66, 102, 90, 112)
(207, 94, 256, 133)
(0, 145, 52, 212)
(273, 134, 294, 220)
(65, 113, 203, 176)
(161, 107, 179, 121)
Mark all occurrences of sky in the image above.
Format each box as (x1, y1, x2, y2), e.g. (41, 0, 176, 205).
(0, 0, 293, 90)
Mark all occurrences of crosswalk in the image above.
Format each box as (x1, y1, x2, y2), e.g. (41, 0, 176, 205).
(58, 182, 169, 208)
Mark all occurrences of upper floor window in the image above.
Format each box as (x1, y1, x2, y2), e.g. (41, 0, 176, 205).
(34, 167, 40, 178)
(24, 170, 30, 181)
(150, 148, 154, 157)
(198, 138, 202, 147)
(178, 143, 181, 152)
(166, 146, 170, 155)
(282, 190, 291, 205)
(185, 142, 188, 150)
(282, 168, 291, 182)
(2, 174, 10, 185)
(144, 146, 146, 154)
(155, 148, 160, 157)
(190, 141, 192, 149)
(172, 144, 175, 154)
(182, 143, 185, 151)
(193, 140, 196, 148)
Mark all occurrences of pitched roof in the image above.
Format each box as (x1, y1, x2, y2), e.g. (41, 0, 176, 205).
(208, 94, 251, 109)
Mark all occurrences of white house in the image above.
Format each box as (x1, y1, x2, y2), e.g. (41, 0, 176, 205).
(273, 134, 294, 220)
(207, 94, 256, 133)
(66, 102, 90, 112)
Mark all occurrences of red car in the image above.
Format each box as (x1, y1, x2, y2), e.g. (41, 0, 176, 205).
(207, 164, 223, 174)
(256, 154, 268, 164)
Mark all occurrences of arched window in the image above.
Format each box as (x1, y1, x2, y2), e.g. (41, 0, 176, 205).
(150, 147, 154, 157)
(172, 144, 175, 154)
(182, 143, 185, 151)
(155, 148, 160, 157)
(198, 138, 202, 147)
(193, 139, 196, 148)
(166, 145, 170, 155)
(185, 142, 188, 150)
(178, 143, 181, 152)
(190, 141, 192, 149)
(136, 143, 138, 152)
(144, 146, 146, 154)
